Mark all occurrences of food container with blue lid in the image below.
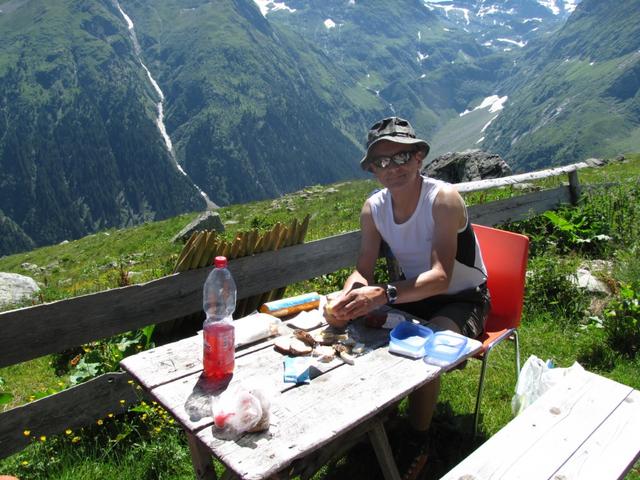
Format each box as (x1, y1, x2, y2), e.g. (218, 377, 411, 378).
(423, 331, 468, 366)
(389, 321, 434, 358)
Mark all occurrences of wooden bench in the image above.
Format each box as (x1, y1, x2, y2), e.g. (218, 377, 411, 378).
(440, 369, 640, 480)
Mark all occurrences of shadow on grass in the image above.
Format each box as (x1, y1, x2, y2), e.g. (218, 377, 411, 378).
(311, 401, 487, 480)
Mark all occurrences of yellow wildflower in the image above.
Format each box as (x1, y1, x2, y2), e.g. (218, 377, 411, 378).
(65, 429, 72, 435)
(119, 399, 126, 405)
(107, 413, 114, 418)
(21, 460, 29, 466)
(97, 419, 104, 426)
(40, 435, 46, 442)
(71, 436, 81, 444)
(23, 430, 31, 437)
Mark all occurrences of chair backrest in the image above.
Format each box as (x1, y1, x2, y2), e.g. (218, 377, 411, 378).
(472, 224, 530, 332)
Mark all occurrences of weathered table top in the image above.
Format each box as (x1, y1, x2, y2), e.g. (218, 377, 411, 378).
(121, 308, 481, 480)
(440, 368, 640, 480)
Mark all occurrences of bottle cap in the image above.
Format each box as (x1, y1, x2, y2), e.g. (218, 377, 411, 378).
(214, 256, 228, 268)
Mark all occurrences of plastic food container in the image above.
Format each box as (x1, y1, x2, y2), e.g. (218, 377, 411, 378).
(423, 331, 468, 366)
(389, 322, 434, 359)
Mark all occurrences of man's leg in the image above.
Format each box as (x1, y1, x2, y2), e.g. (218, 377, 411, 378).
(408, 315, 461, 431)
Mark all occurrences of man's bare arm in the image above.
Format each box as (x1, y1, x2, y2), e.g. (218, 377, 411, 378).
(328, 200, 385, 323)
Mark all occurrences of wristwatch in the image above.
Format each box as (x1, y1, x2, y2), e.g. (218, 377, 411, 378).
(385, 284, 398, 305)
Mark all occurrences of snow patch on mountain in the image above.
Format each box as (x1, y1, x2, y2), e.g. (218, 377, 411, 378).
(426, 2, 471, 24)
(564, 0, 579, 12)
(497, 38, 527, 47)
(253, 0, 296, 17)
(460, 95, 508, 117)
(324, 18, 336, 29)
(477, 5, 500, 17)
(482, 115, 499, 132)
(537, 0, 560, 15)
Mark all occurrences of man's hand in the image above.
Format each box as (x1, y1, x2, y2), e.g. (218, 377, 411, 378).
(328, 285, 387, 324)
(324, 299, 350, 329)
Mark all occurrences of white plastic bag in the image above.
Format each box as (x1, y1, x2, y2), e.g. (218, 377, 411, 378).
(511, 355, 584, 416)
(211, 380, 273, 439)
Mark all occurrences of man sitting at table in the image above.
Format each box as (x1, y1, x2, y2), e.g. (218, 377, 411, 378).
(328, 116, 490, 439)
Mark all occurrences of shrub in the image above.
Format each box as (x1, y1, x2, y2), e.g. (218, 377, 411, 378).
(525, 254, 588, 325)
(508, 182, 640, 258)
(603, 283, 640, 359)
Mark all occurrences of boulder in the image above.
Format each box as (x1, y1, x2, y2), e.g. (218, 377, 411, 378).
(573, 268, 611, 295)
(571, 260, 613, 296)
(422, 150, 512, 183)
(0, 272, 40, 308)
(585, 157, 605, 167)
(172, 211, 225, 243)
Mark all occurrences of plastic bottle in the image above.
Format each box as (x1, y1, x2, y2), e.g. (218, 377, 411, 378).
(202, 256, 237, 379)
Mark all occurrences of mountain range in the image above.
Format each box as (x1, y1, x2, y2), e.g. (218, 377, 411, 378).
(484, 0, 640, 170)
(422, 0, 578, 49)
(1, 0, 639, 256)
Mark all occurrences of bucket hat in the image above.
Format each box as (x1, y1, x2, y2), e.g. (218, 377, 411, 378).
(360, 117, 430, 169)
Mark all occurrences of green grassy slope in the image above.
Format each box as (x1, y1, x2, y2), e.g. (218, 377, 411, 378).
(0, 0, 205, 255)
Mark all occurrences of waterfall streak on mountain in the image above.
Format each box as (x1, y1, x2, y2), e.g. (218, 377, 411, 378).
(114, 1, 216, 208)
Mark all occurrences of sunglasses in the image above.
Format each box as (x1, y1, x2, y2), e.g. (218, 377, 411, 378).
(369, 151, 414, 170)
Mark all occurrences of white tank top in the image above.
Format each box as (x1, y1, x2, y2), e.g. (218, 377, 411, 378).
(368, 176, 487, 294)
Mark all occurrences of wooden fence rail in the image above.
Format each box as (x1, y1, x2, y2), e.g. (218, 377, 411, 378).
(0, 165, 584, 459)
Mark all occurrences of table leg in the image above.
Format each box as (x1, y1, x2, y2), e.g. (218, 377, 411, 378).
(367, 420, 402, 480)
(186, 432, 218, 480)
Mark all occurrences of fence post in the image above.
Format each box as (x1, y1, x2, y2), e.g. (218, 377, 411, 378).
(568, 169, 581, 205)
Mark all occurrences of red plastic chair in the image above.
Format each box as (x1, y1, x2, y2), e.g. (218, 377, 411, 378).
(472, 224, 529, 436)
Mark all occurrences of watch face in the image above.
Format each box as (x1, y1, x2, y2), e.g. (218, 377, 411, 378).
(387, 285, 397, 304)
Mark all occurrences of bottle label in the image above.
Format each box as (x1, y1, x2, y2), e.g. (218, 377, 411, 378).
(203, 323, 235, 378)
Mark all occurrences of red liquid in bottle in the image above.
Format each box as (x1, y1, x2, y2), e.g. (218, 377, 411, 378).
(203, 321, 235, 379)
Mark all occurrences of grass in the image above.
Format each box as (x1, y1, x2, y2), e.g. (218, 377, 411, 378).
(1, 155, 640, 479)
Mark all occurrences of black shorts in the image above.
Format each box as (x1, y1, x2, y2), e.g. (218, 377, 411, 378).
(396, 283, 490, 339)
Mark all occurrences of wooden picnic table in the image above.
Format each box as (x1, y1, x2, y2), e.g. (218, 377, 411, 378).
(121, 306, 481, 480)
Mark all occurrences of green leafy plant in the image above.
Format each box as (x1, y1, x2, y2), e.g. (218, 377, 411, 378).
(603, 283, 640, 359)
(509, 182, 640, 258)
(69, 326, 156, 385)
(525, 254, 588, 325)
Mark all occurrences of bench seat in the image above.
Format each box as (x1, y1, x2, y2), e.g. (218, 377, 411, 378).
(441, 369, 640, 480)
